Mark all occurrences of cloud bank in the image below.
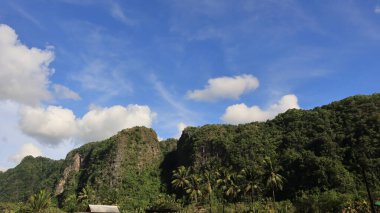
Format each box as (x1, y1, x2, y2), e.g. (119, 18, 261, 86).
(0, 24, 154, 147)
(19, 104, 156, 145)
(222, 94, 300, 124)
(9, 143, 42, 164)
(0, 24, 54, 105)
(187, 74, 259, 101)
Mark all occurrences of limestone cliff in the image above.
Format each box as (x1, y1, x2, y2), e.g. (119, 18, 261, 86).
(54, 126, 163, 208)
(55, 153, 81, 195)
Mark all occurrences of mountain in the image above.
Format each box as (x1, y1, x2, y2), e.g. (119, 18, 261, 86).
(0, 93, 378, 212)
(0, 156, 63, 203)
(172, 93, 380, 205)
(55, 127, 168, 211)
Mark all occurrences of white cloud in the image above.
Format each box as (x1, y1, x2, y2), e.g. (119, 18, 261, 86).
(53, 84, 81, 100)
(187, 74, 259, 101)
(19, 104, 156, 145)
(19, 106, 79, 145)
(110, 2, 137, 26)
(9, 143, 42, 164)
(222, 94, 300, 124)
(0, 167, 7, 172)
(0, 24, 54, 105)
(176, 122, 187, 138)
(78, 105, 156, 142)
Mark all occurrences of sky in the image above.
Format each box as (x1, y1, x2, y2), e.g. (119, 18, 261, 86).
(0, 0, 379, 171)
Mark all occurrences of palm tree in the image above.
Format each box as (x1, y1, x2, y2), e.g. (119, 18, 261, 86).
(185, 174, 203, 205)
(264, 157, 285, 203)
(78, 185, 97, 205)
(171, 166, 190, 191)
(239, 168, 260, 211)
(217, 168, 241, 212)
(216, 168, 233, 212)
(202, 169, 214, 212)
(26, 190, 51, 213)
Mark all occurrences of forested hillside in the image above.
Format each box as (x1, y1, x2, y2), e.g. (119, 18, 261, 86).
(0, 93, 379, 212)
(0, 156, 63, 202)
(168, 93, 379, 212)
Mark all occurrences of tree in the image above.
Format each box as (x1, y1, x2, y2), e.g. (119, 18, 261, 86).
(264, 157, 285, 203)
(217, 168, 241, 212)
(239, 168, 260, 211)
(78, 185, 98, 206)
(185, 174, 203, 205)
(202, 169, 214, 213)
(63, 193, 77, 213)
(171, 166, 190, 192)
(26, 190, 51, 213)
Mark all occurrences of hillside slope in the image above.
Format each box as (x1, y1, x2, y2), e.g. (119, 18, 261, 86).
(172, 93, 380, 200)
(56, 127, 165, 211)
(0, 156, 63, 202)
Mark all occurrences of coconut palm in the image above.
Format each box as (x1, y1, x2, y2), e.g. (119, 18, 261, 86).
(26, 190, 51, 213)
(78, 185, 97, 205)
(171, 166, 190, 190)
(239, 168, 261, 211)
(202, 169, 215, 212)
(185, 174, 203, 204)
(264, 157, 285, 203)
(217, 168, 241, 212)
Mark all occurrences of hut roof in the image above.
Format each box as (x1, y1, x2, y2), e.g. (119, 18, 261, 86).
(86, 205, 120, 213)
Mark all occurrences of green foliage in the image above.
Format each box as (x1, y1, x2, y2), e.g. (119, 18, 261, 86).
(173, 93, 379, 211)
(171, 166, 190, 190)
(185, 174, 203, 204)
(61, 193, 77, 213)
(24, 190, 51, 213)
(264, 157, 285, 202)
(147, 194, 182, 211)
(0, 202, 21, 213)
(0, 157, 63, 203)
(295, 190, 355, 212)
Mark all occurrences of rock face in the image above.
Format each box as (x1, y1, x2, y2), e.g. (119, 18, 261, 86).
(55, 153, 81, 195)
(55, 127, 163, 209)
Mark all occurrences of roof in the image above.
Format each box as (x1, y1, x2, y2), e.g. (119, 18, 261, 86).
(87, 205, 120, 213)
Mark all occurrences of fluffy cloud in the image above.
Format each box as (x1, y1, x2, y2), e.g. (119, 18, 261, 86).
(19, 104, 156, 145)
(0, 24, 54, 105)
(222, 94, 300, 124)
(78, 105, 156, 142)
(53, 84, 81, 100)
(187, 74, 259, 101)
(9, 143, 42, 163)
(176, 122, 187, 138)
(19, 106, 79, 144)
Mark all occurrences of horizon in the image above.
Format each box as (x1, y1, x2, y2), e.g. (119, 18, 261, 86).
(1, 0, 379, 170)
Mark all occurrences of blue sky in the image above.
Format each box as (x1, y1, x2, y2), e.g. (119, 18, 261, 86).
(0, 0, 379, 170)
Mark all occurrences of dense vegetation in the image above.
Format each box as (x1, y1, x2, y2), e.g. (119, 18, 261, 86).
(0, 156, 63, 203)
(0, 93, 379, 212)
